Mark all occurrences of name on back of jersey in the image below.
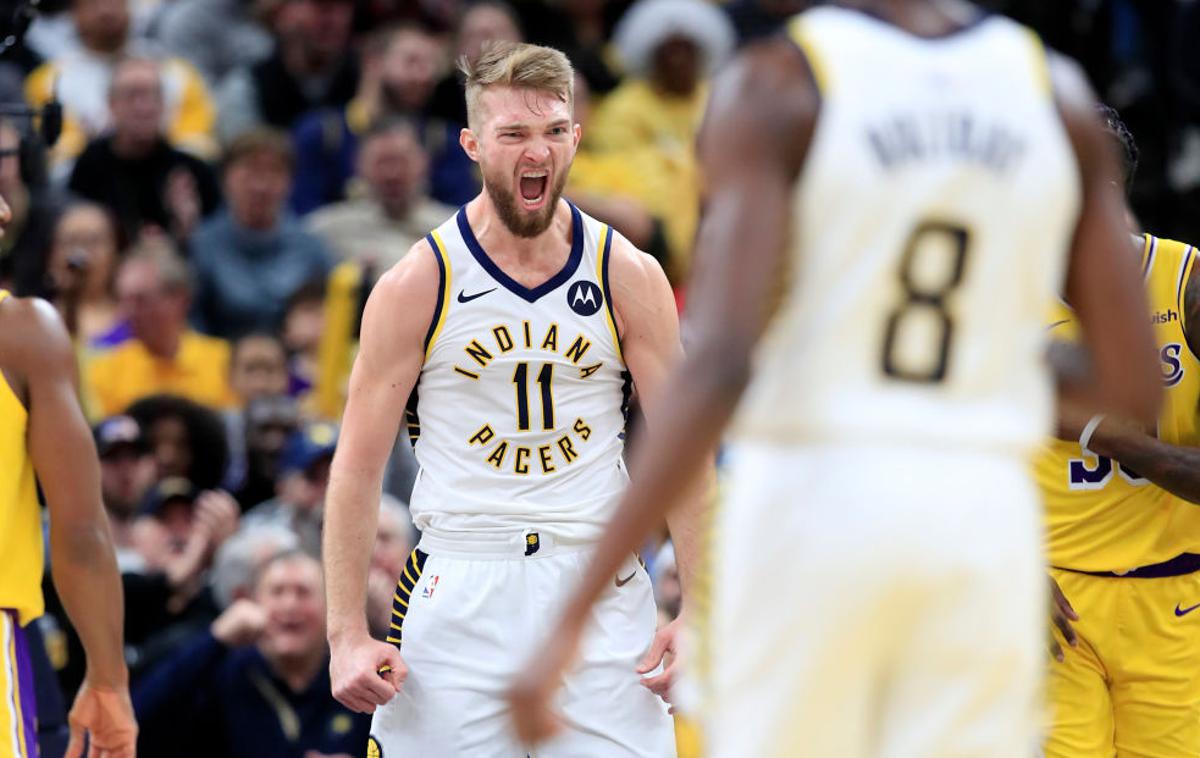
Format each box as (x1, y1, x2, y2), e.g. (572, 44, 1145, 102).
(867, 110, 1027, 174)
(451, 318, 607, 476)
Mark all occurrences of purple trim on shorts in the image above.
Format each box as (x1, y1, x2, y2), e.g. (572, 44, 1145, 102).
(5, 610, 38, 758)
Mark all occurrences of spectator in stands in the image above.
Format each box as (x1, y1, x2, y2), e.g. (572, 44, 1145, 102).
(589, 0, 734, 280)
(307, 119, 454, 267)
(566, 74, 667, 261)
(126, 393, 231, 489)
(122, 477, 239, 679)
(290, 23, 477, 213)
(428, 1, 522, 126)
(155, 0, 273, 88)
(87, 240, 236, 417)
(518, 0, 629, 96)
(228, 331, 291, 407)
(190, 129, 332, 338)
(226, 394, 301, 511)
(241, 421, 337, 555)
(46, 202, 126, 346)
(216, 0, 359, 143)
(0, 119, 67, 300)
(133, 550, 370, 757)
(69, 57, 222, 244)
(365, 494, 412, 639)
(94, 414, 158, 571)
(24, 0, 217, 173)
(280, 278, 325, 400)
(210, 523, 302, 611)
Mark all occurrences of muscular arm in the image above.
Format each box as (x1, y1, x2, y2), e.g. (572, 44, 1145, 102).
(609, 238, 705, 601)
(1087, 262, 1200, 504)
(550, 38, 813, 636)
(323, 245, 438, 644)
(19, 299, 128, 688)
(1053, 54, 1161, 427)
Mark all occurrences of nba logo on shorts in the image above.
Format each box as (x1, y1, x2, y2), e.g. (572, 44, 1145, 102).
(566, 281, 603, 317)
(422, 575, 439, 599)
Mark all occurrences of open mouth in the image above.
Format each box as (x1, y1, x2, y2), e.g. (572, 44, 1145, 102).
(519, 170, 548, 208)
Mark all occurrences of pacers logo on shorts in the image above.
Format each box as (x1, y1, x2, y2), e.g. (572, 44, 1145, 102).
(567, 281, 603, 317)
(367, 736, 383, 758)
(525, 532, 541, 556)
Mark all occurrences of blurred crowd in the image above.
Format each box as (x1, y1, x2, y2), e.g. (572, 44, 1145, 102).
(0, 0, 1188, 755)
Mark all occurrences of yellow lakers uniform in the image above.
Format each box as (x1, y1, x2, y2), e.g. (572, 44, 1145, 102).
(0, 289, 45, 757)
(1034, 235, 1200, 758)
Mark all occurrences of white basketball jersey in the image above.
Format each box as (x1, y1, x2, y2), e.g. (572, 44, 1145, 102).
(407, 202, 630, 538)
(732, 8, 1081, 454)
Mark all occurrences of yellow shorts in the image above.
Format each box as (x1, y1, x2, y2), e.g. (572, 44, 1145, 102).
(1045, 567, 1200, 758)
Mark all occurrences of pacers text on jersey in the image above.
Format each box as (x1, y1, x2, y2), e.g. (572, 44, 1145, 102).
(456, 318, 605, 475)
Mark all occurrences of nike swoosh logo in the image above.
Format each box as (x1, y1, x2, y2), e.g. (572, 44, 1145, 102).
(457, 287, 497, 303)
(615, 571, 636, 588)
(1177, 602, 1200, 617)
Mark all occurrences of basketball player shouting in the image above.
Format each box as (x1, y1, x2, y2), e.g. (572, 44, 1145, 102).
(509, 0, 1163, 755)
(323, 42, 696, 756)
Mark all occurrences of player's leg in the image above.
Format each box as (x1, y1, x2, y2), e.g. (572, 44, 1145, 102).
(0, 611, 38, 758)
(702, 444, 897, 758)
(1109, 572, 1200, 758)
(369, 549, 526, 757)
(1043, 570, 1117, 758)
(873, 455, 1044, 758)
(533, 551, 675, 758)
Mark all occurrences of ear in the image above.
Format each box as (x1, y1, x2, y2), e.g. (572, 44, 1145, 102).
(460, 127, 480, 163)
(572, 122, 582, 149)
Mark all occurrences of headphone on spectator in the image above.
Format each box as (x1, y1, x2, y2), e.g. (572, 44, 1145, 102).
(0, 0, 63, 149)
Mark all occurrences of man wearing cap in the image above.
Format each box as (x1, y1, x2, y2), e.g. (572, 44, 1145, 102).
(225, 394, 301, 511)
(242, 422, 339, 555)
(94, 415, 158, 569)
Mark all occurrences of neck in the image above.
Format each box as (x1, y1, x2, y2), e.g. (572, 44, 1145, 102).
(840, 0, 978, 36)
(265, 645, 325, 693)
(143, 329, 182, 360)
(111, 132, 156, 159)
(378, 196, 414, 222)
(470, 192, 571, 264)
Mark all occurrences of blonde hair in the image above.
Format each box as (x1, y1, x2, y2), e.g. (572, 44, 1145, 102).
(461, 41, 574, 130)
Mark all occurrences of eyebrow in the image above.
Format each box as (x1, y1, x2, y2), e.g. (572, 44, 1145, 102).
(493, 119, 572, 132)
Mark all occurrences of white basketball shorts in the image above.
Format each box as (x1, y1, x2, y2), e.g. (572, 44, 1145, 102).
(700, 441, 1044, 758)
(369, 529, 676, 757)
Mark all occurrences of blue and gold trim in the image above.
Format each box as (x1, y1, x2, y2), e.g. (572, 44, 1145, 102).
(1143, 234, 1158, 283)
(456, 202, 585, 303)
(597, 224, 624, 363)
(1177, 245, 1196, 313)
(387, 548, 428, 648)
(424, 232, 452, 360)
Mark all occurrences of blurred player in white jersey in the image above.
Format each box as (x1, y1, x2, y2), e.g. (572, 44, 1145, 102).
(322, 42, 701, 756)
(509, 1, 1163, 755)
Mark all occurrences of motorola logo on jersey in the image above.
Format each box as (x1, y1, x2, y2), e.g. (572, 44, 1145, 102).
(567, 281, 603, 317)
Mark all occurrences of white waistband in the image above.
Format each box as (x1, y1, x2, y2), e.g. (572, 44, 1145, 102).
(417, 526, 595, 559)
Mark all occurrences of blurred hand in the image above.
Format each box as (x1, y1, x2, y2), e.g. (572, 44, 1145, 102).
(65, 682, 137, 758)
(329, 633, 405, 713)
(194, 490, 240, 553)
(1049, 575, 1079, 663)
(508, 621, 584, 745)
(637, 615, 683, 708)
(212, 598, 269, 647)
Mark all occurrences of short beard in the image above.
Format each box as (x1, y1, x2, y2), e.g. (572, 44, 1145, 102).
(483, 169, 568, 239)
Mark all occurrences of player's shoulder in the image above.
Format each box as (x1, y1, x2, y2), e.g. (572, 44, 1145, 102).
(0, 295, 74, 379)
(606, 232, 669, 296)
(360, 239, 444, 340)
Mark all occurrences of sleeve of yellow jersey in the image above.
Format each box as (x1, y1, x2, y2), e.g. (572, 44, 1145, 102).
(164, 58, 218, 159)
